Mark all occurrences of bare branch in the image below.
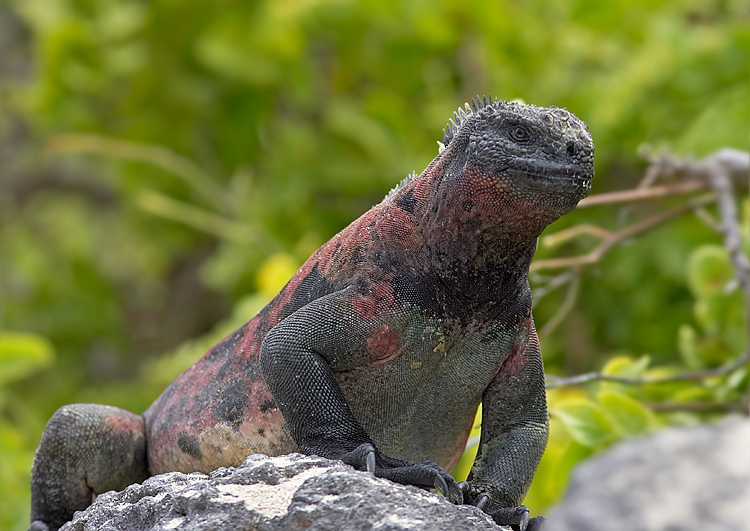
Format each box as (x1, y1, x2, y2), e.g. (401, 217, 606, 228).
(577, 180, 708, 208)
(577, 149, 748, 209)
(704, 156, 750, 335)
(539, 270, 581, 338)
(531, 269, 580, 303)
(532, 194, 716, 271)
(541, 225, 611, 248)
(538, 149, 750, 405)
(546, 351, 750, 389)
(646, 401, 749, 415)
(692, 206, 723, 233)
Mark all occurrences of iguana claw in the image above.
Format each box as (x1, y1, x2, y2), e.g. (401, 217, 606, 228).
(433, 474, 449, 499)
(365, 448, 376, 473)
(339, 443, 462, 504)
(340, 442, 377, 472)
(458, 482, 544, 531)
(474, 492, 490, 511)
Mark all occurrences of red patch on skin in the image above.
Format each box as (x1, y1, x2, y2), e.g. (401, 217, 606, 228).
(353, 297, 377, 320)
(502, 342, 528, 378)
(367, 323, 401, 364)
(103, 409, 144, 434)
(352, 281, 395, 320)
(375, 207, 422, 249)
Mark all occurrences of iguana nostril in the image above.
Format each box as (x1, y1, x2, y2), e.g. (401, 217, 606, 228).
(567, 142, 578, 158)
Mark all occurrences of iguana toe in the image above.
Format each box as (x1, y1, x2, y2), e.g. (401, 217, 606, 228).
(374, 460, 462, 504)
(338, 442, 377, 472)
(495, 505, 528, 531)
(337, 443, 462, 503)
(487, 505, 543, 531)
(459, 485, 544, 531)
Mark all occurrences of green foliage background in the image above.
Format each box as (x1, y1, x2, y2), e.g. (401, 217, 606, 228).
(1, 1, 747, 529)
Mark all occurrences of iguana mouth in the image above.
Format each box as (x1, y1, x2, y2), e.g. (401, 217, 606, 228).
(506, 164, 593, 190)
(508, 159, 593, 181)
(500, 163, 593, 203)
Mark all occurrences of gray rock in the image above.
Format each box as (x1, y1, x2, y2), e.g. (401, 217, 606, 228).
(548, 419, 750, 531)
(60, 453, 508, 531)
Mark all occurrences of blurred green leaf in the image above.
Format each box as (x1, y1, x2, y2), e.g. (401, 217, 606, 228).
(687, 245, 733, 299)
(597, 390, 652, 437)
(136, 190, 256, 244)
(672, 386, 713, 403)
(552, 400, 614, 448)
(724, 367, 748, 394)
(0, 332, 55, 387)
(601, 354, 650, 377)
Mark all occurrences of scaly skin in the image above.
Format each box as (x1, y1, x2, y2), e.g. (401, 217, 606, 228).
(30, 97, 593, 531)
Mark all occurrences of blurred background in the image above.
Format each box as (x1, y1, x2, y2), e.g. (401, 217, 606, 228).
(0, 1, 747, 529)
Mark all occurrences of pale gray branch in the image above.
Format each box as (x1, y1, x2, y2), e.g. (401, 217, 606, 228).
(546, 351, 750, 389)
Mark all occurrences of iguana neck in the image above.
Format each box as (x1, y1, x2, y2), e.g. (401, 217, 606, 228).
(386, 168, 551, 313)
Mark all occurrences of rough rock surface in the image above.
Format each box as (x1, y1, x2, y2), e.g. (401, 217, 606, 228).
(548, 419, 750, 531)
(60, 453, 507, 531)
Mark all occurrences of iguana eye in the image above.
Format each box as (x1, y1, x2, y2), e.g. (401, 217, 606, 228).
(510, 125, 530, 142)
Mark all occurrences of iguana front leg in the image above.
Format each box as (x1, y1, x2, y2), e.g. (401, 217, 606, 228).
(463, 319, 549, 531)
(259, 288, 463, 502)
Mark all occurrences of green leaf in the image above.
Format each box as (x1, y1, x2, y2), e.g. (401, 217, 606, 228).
(672, 386, 713, 403)
(552, 400, 614, 448)
(597, 390, 651, 437)
(600, 354, 651, 396)
(724, 367, 749, 393)
(0, 332, 55, 387)
(687, 245, 733, 299)
(602, 354, 651, 377)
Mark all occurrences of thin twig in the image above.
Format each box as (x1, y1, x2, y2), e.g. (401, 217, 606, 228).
(577, 180, 708, 208)
(541, 225, 612, 248)
(531, 269, 580, 303)
(646, 401, 749, 414)
(532, 194, 716, 271)
(545, 351, 750, 389)
(575, 149, 748, 211)
(693, 207, 723, 233)
(539, 270, 581, 338)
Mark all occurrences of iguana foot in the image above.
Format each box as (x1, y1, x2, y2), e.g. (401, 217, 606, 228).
(340, 442, 463, 503)
(459, 482, 546, 531)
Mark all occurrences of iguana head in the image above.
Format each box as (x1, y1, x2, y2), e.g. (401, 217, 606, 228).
(434, 96, 594, 221)
(381, 96, 594, 284)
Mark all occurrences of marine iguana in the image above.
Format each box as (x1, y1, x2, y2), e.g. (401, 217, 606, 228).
(30, 96, 594, 531)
